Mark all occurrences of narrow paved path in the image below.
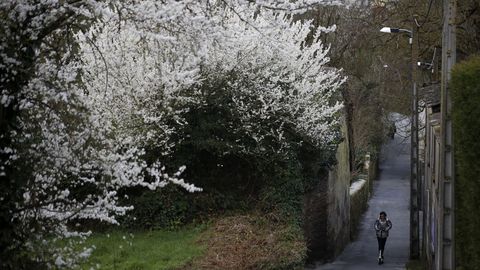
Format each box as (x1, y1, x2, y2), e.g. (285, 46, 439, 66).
(309, 134, 411, 270)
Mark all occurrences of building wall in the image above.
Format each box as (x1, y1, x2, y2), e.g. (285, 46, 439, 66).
(423, 106, 441, 269)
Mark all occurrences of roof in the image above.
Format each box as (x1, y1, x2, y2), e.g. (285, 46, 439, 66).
(420, 81, 441, 107)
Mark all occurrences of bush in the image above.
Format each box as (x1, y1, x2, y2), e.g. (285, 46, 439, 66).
(451, 55, 480, 269)
(119, 185, 191, 230)
(119, 184, 249, 230)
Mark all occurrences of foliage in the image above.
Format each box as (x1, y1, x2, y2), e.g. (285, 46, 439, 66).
(257, 160, 305, 221)
(457, 0, 480, 60)
(118, 186, 192, 230)
(451, 55, 480, 270)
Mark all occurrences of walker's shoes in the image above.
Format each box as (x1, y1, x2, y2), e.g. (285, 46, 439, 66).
(378, 257, 382, 265)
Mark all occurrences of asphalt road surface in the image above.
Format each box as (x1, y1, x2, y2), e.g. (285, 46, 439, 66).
(308, 134, 411, 270)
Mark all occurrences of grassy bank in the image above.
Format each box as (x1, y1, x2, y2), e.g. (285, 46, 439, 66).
(78, 226, 206, 270)
(73, 212, 305, 270)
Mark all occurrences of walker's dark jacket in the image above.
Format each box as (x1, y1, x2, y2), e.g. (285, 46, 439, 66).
(374, 219, 392, 238)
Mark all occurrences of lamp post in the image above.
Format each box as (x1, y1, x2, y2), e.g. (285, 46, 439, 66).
(380, 23, 420, 260)
(380, 27, 413, 44)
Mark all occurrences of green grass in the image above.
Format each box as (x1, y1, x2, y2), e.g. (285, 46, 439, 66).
(77, 226, 206, 270)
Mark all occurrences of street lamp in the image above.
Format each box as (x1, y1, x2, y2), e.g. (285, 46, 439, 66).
(380, 24, 420, 259)
(380, 27, 413, 44)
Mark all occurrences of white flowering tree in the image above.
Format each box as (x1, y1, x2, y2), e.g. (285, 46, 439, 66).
(1, 0, 344, 268)
(80, 1, 345, 157)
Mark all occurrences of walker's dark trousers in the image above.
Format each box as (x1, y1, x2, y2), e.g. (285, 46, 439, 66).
(377, 237, 387, 256)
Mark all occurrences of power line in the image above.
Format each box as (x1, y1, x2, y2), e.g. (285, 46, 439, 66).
(419, 0, 435, 28)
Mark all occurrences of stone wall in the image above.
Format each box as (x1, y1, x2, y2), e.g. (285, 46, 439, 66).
(326, 120, 351, 258)
(303, 168, 329, 262)
(349, 178, 369, 239)
(304, 116, 380, 263)
(349, 154, 376, 239)
(304, 118, 351, 262)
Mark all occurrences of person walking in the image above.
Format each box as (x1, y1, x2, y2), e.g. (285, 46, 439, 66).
(374, 211, 392, 265)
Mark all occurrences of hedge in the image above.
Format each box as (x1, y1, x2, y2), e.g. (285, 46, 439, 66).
(451, 55, 480, 269)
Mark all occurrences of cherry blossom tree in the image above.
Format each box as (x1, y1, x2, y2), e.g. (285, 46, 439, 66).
(80, 0, 344, 157)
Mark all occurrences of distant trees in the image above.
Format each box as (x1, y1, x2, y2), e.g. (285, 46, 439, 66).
(457, 0, 480, 59)
(296, 4, 395, 171)
(1, 0, 345, 268)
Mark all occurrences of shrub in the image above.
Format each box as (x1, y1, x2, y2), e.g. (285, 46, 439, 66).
(451, 55, 480, 269)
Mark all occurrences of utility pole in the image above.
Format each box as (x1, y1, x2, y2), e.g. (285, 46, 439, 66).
(409, 14, 420, 260)
(438, 0, 456, 268)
